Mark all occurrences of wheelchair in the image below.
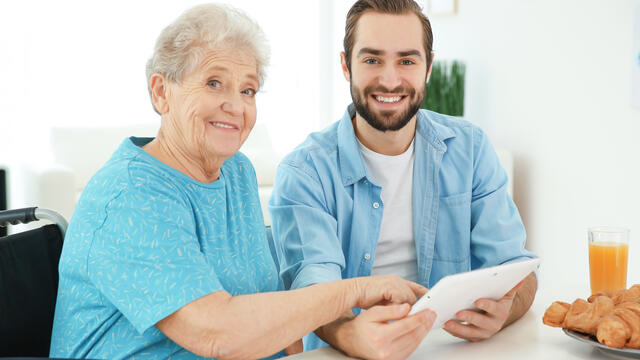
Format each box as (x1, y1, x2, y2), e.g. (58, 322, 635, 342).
(0, 207, 68, 358)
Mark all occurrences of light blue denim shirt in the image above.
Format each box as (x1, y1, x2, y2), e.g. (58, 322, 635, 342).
(268, 105, 536, 350)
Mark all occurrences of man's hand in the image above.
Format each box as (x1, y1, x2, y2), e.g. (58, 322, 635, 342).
(327, 304, 436, 360)
(443, 280, 523, 341)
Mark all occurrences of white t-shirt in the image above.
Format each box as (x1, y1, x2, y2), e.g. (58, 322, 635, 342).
(357, 138, 418, 282)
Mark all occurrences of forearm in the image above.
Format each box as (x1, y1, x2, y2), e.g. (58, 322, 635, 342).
(186, 280, 359, 359)
(504, 272, 537, 328)
(159, 273, 424, 358)
(314, 309, 356, 350)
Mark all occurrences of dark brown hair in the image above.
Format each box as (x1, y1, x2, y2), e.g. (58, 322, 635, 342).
(343, 0, 433, 72)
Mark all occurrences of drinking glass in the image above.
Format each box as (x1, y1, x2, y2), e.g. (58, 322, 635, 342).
(588, 227, 630, 294)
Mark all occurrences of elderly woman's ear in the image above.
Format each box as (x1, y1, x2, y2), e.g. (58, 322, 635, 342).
(150, 73, 170, 114)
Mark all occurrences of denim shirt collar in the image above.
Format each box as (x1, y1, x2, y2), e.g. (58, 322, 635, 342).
(337, 104, 456, 186)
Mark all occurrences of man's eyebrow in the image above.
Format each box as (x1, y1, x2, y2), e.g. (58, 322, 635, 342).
(397, 49, 423, 59)
(357, 47, 383, 57)
(356, 48, 423, 59)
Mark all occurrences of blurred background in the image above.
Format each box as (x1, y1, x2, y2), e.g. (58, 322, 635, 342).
(1, 0, 639, 290)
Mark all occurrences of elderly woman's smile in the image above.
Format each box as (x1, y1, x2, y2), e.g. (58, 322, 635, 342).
(209, 121, 238, 130)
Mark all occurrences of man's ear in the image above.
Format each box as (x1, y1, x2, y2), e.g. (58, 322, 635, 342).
(340, 52, 351, 82)
(426, 52, 435, 84)
(150, 73, 170, 114)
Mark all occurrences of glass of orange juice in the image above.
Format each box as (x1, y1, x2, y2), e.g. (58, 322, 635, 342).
(588, 227, 630, 294)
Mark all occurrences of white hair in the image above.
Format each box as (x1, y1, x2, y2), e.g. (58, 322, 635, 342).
(146, 3, 269, 112)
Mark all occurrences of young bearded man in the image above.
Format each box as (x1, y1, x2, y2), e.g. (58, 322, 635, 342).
(269, 0, 538, 358)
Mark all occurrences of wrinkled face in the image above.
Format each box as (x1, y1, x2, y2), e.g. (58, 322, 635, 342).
(348, 12, 428, 132)
(164, 47, 259, 162)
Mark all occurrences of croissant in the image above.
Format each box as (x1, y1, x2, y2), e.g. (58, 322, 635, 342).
(587, 288, 625, 305)
(543, 284, 640, 349)
(621, 285, 640, 303)
(542, 301, 570, 327)
(596, 306, 640, 348)
(553, 296, 614, 335)
(617, 303, 640, 348)
(588, 285, 640, 305)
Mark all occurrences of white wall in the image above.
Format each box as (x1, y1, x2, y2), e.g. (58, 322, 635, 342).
(0, 0, 328, 166)
(429, 0, 640, 288)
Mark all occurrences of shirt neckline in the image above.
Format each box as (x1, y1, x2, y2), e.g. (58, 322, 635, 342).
(356, 137, 416, 161)
(126, 137, 225, 189)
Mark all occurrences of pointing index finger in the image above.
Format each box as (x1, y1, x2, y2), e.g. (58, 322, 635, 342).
(406, 280, 428, 299)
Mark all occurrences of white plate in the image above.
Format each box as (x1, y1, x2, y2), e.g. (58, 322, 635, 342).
(563, 328, 640, 359)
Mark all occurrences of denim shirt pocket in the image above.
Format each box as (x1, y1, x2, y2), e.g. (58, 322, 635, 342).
(433, 191, 471, 266)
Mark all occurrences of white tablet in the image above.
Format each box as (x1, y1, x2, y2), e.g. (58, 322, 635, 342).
(409, 257, 540, 329)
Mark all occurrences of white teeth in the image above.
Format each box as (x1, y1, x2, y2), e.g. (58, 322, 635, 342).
(376, 96, 402, 103)
(211, 122, 236, 129)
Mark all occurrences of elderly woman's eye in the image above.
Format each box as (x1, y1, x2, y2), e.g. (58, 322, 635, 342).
(242, 88, 256, 96)
(207, 80, 221, 88)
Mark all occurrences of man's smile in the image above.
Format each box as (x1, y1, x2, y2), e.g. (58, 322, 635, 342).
(370, 93, 409, 109)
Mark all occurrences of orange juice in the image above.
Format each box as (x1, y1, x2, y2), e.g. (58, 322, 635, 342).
(589, 241, 628, 294)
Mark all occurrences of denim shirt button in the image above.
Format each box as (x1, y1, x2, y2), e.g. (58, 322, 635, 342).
(372, 202, 380, 209)
(364, 253, 371, 260)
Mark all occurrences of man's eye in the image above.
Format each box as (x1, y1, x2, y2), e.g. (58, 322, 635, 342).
(400, 59, 414, 65)
(242, 88, 256, 96)
(364, 58, 379, 65)
(207, 80, 221, 88)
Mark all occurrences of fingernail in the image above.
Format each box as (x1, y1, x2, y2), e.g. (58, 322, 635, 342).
(444, 320, 453, 329)
(426, 311, 436, 323)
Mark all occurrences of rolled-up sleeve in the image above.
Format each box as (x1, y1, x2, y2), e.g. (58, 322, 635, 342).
(470, 128, 537, 269)
(268, 162, 344, 290)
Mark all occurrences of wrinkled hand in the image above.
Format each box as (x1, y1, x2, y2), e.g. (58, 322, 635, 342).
(444, 281, 523, 341)
(354, 275, 428, 309)
(337, 304, 436, 360)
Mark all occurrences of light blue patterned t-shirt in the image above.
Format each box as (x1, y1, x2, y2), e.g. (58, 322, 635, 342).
(50, 137, 283, 359)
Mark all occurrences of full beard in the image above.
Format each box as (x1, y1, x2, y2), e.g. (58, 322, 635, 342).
(351, 82, 425, 132)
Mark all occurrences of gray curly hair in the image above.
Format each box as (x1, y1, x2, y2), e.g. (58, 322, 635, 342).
(146, 3, 270, 113)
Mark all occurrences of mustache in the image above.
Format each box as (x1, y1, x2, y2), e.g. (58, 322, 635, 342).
(363, 84, 415, 96)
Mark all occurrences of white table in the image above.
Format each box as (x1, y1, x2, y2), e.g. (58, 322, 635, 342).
(286, 282, 628, 359)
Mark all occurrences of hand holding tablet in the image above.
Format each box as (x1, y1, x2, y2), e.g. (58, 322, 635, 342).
(409, 258, 540, 329)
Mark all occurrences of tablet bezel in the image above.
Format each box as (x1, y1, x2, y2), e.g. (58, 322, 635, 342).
(408, 257, 541, 329)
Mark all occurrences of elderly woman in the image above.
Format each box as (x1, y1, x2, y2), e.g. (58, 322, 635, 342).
(49, 4, 431, 360)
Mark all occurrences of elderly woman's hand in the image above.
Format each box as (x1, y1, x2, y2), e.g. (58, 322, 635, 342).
(354, 274, 428, 309)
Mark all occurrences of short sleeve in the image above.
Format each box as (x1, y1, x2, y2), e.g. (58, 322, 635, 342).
(87, 182, 224, 334)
